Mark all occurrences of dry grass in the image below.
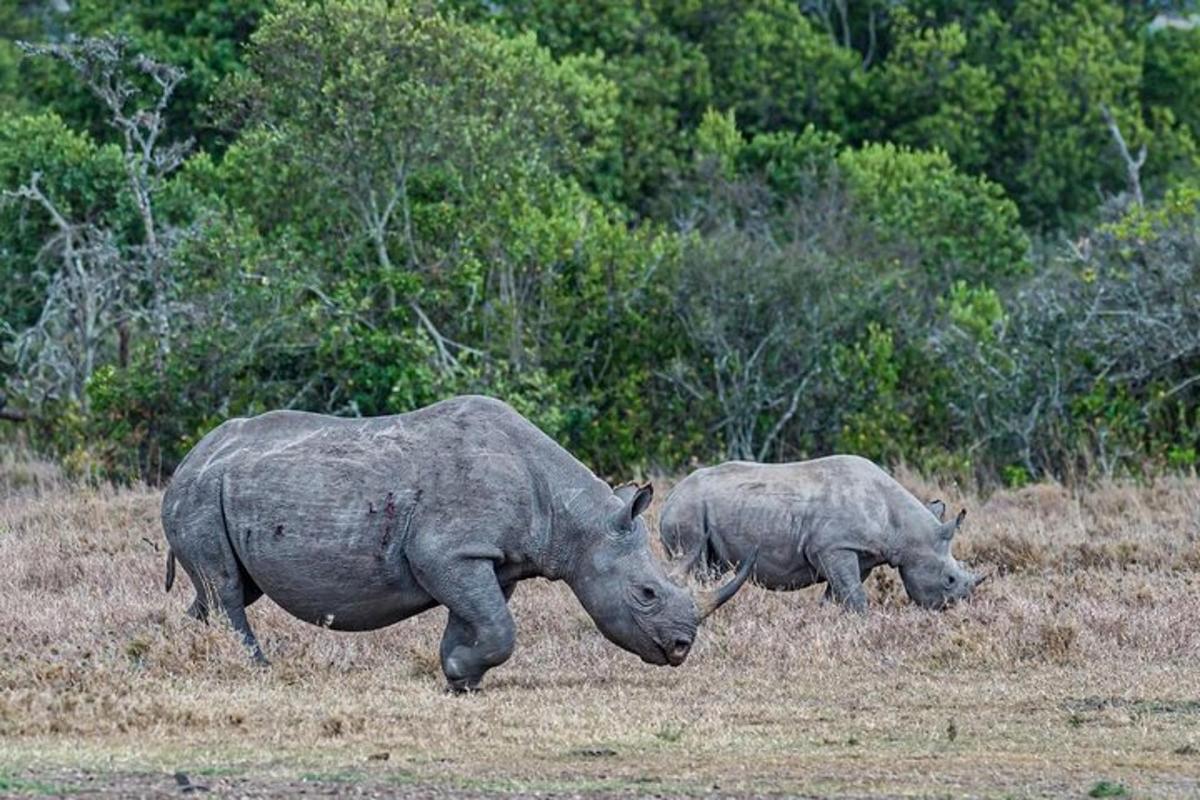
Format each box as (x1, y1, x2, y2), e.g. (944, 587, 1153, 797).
(2, 459, 1199, 798)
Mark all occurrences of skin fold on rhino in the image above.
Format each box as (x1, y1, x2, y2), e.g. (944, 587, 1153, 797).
(161, 395, 754, 691)
(659, 455, 984, 611)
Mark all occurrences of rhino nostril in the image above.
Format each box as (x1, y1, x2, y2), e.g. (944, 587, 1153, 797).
(672, 637, 691, 655)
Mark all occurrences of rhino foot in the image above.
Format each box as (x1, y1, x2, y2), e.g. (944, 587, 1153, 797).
(186, 598, 208, 622)
(444, 680, 483, 695)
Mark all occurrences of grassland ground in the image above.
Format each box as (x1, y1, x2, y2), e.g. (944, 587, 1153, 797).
(1, 451, 1199, 798)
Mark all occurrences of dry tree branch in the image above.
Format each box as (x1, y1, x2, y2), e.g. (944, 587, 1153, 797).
(4, 37, 194, 415)
(1100, 104, 1146, 208)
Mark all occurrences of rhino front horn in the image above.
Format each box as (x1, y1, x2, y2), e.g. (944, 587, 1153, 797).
(695, 548, 758, 620)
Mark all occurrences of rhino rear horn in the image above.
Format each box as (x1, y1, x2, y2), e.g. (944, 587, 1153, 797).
(695, 547, 757, 620)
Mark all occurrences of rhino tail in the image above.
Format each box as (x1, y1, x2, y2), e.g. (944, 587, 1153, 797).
(165, 549, 176, 592)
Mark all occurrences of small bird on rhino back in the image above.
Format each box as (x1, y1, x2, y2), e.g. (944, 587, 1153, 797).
(161, 395, 755, 691)
(659, 455, 986, 611)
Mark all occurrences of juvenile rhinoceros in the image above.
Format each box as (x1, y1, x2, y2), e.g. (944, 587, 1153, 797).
(659, 455, 983, 611)
(162, 395, 754, 690)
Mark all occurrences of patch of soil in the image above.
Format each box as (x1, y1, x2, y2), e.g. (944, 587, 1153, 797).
(2, 769, 862, 800)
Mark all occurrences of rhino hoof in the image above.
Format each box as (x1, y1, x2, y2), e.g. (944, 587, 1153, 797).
(445, 682, 482, 696)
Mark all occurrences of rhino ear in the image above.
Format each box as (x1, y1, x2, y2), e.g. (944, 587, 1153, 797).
(940, 508, 967, 541)
(927, 499, 947, 521)
(613, 482, 639, 504)
(613, 483, 654, 530)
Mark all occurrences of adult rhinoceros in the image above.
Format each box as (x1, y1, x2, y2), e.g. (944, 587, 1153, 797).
(161, 395, 754, 690)
(659, 455, 983, 611)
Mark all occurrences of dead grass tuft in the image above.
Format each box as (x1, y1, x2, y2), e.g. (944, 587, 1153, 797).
(1035, 620, 1080, 664)
(963, 530, 1048, 573)
(0, 443, 64, 500)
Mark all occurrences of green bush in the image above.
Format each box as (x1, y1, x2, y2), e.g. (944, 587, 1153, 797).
(838, 142, 1030, 284)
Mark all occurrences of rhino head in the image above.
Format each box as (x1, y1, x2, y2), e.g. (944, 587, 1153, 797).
(567, 483, 754, 666)
(898, 507, 984, 609)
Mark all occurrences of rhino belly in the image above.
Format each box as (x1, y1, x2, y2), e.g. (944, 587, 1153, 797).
(714, 503, 819, 591)
(240, 539, 434, 631)
(754, 560, 820, 591)
(223, 480, 435, 631)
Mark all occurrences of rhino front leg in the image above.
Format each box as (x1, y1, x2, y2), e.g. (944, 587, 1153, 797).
(817, 548, 868, 612)
(439, 582, 517, 693)
(821, 558, 874, 606)
(417, 560, 517, 692)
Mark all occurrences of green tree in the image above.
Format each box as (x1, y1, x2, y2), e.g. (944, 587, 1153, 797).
(838, 142, 1030, 284)
(934, 185, 1200, 481)
(1144, 23, 1200, 142)
(465, 178, 684, 470)
(859, 11, 1001, 173)
(0, 111, 127, 350)
(223, 0, 615, 376)
(972, 0, 1145, 227)
(4, 0, 268, 153)
(667, 0, 860, 137)
(454, 0, 711, 211)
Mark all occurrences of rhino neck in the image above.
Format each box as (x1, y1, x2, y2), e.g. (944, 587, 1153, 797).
(881, 525, 932, 569)
(875, 529, 899, 567)
(881, 495, 947, 569)
(521, 471, 616, 584)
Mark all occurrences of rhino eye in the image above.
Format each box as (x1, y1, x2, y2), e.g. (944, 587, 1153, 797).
(640, 586, 658, 602)
(945, 574, 957, 587)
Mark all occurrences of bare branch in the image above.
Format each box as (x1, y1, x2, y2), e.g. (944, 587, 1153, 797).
(408, 300, 483, 373)
(1100, 104, 1146, 208)
(756, 378, 808, 462)
(4, 37, 195, 411)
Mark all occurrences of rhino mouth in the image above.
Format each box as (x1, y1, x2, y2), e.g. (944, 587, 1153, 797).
(632, 615, 694, 665)
(659, 637, 692, 666)
(642, 644, 685, 667)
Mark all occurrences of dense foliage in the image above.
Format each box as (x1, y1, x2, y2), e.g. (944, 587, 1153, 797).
(2, 0, 1198, 485)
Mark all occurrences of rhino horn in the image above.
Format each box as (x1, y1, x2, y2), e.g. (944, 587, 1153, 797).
(694, 548, 758, 620)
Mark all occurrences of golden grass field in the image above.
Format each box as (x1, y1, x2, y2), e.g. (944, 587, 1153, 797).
(2, 448, 1199, 798)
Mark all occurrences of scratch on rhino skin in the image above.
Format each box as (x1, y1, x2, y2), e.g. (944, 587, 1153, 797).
(558, 487, 585, 513)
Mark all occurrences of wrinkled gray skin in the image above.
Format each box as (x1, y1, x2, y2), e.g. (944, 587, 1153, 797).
(659, 456, 982, 611)
(161, 395, 753, 691)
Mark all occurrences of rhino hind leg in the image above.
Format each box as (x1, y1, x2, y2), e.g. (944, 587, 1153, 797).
(167, 493, 268, 664)
(183, 566, 262, 621)
(175, 556, 268, 665)
(186, 595, 208, 622)
(223, 598, 268, 666)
